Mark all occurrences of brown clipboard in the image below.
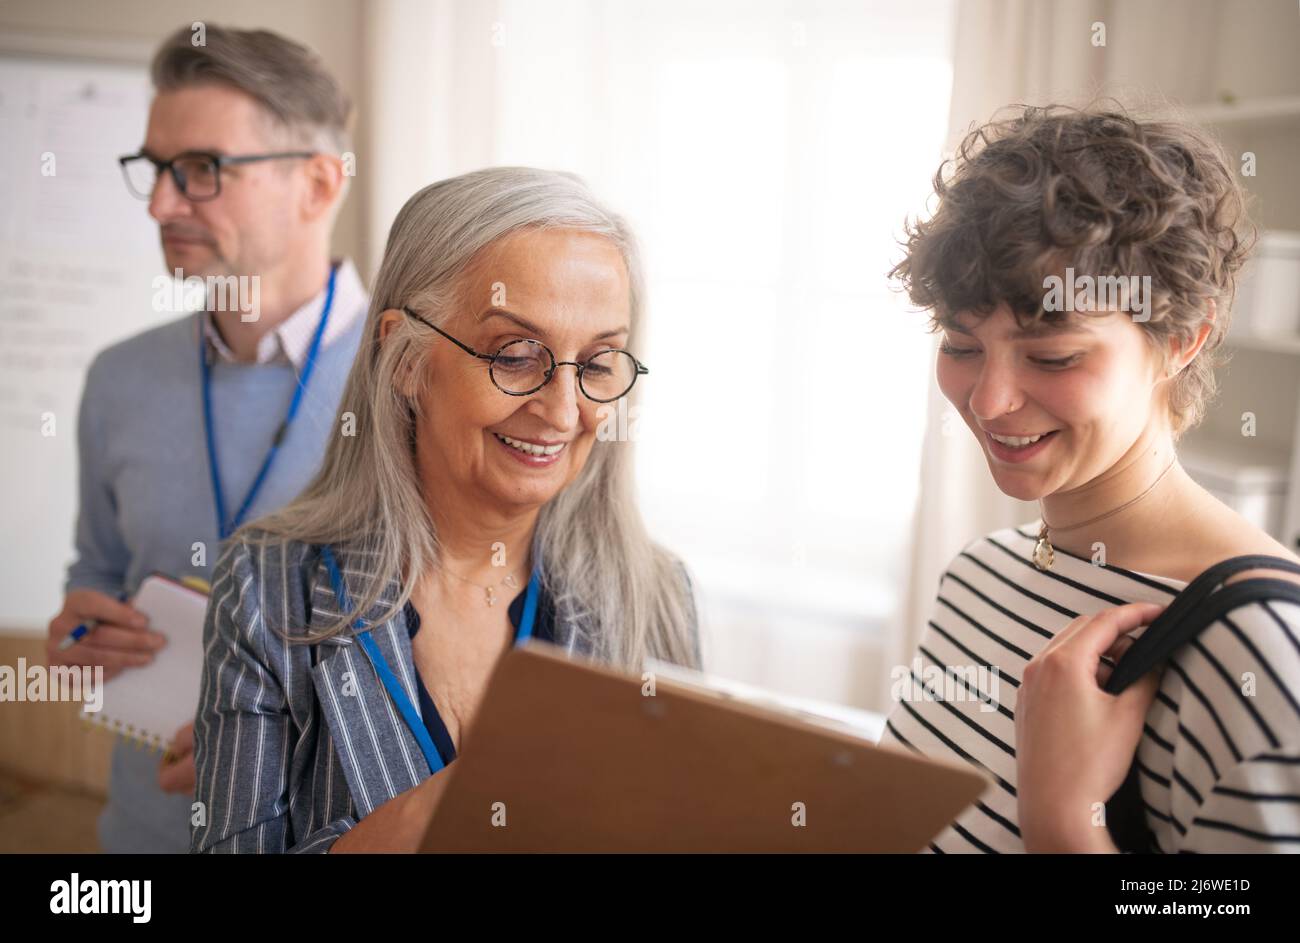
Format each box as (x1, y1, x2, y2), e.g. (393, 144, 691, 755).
(420, 640, 988, 852)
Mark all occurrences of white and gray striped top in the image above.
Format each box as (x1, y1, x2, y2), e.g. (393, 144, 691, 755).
(880, 524, 1300, 853)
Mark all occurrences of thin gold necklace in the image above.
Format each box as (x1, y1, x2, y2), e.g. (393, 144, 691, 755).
(1032, 458, 1177, 571)
(438, 563, 524, 607)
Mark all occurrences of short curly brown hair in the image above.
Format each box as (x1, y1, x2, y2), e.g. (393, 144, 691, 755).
(891, 103, 1255, 436)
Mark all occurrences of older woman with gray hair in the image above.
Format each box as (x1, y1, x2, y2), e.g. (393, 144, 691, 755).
(191, 167, 699, 853)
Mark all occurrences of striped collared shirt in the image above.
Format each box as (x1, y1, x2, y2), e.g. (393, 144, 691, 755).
(881, 524, 1300, 853)
(202, 259, 368, 369)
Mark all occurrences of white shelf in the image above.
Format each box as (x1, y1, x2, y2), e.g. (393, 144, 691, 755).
(1180, 436, 1290, 487)
(1186, 95, 1300, 128)
(1180, 436, 1292, 539)
(1225, 331, 1300, 356)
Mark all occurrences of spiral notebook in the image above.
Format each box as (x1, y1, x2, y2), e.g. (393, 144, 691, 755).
(82, 573, 209, 751)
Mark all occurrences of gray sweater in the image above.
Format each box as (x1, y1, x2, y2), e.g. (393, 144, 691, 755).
(66, 305, 365, 852)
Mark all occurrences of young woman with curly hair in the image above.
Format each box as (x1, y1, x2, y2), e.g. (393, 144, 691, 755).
(882, 104, 1300, 853)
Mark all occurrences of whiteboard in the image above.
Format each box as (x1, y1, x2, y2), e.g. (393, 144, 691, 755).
(0, 55, 172, 632)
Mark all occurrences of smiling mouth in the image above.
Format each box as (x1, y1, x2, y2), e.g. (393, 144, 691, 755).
(982, 429, 1055, 455)
(493, 433, 567, 457)
(986, 430, 1056, 448)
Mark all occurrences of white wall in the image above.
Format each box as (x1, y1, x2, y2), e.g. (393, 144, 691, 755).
(0, 0, 371, 278)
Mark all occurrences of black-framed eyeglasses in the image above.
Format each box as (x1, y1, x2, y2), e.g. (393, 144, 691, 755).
(401, 306, 648, 403)
(117, 149, 317, 202)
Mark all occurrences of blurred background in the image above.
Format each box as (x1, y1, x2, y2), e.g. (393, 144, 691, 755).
(1, 0, 1298, 850)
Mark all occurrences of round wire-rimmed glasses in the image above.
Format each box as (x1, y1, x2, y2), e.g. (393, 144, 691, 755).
(401, 306, 648, 403)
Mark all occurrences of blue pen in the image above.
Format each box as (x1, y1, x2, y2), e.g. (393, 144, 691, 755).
(58, 591, 129, 651)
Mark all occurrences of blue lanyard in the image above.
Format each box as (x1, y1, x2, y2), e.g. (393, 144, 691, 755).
(318, 544, 542, 774)
(201, 265, 338, 541)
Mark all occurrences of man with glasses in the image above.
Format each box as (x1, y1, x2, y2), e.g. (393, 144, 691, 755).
(43, 24, 369, 853)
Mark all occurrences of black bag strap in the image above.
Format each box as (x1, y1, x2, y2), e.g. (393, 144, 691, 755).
(1103, 554, 1300, 852)
(1103, 555, 1300, 695)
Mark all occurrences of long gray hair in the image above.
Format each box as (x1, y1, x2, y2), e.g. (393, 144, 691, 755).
(241, 167, 699, 671)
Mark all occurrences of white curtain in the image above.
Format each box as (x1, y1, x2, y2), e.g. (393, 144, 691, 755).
(362, 0, 502, 272)
(882, 1, 1111, 706)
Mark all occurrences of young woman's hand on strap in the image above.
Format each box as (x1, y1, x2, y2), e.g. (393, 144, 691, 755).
(1015, 601, 1167, 853)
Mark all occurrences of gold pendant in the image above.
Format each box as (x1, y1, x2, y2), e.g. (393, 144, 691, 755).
(485, 586, 496, 607)
(1032, 521, 1054, 571)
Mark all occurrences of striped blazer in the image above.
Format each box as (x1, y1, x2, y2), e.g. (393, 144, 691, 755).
(191, 531, 633, 853)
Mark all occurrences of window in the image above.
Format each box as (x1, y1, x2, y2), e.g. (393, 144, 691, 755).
(479, 0, 956, 683)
